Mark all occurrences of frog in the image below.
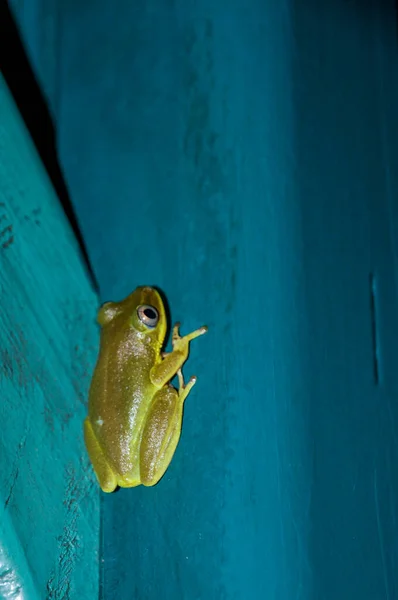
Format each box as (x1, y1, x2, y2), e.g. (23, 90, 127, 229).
(83, 285, 207, 492)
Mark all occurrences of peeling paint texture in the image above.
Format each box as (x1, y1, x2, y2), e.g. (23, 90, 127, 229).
(0, 77, 100, 600)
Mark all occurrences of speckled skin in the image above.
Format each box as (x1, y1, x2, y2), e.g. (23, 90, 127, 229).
(84, 286, 207, 492)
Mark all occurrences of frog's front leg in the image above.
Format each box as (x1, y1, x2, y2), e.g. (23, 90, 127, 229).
(140, 369, 197, 486)
(151, 323, 207, 387)
(84, 418, 118, 493)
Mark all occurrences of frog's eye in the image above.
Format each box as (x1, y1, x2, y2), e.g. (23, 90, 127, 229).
(137, 305, 159, 329)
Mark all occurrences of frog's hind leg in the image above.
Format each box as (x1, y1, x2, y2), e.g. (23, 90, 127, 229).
(140, 369, 197, 487)
(84, 418, 118, 493)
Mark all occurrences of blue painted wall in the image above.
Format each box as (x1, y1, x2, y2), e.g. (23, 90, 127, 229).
(7, 0, 398, 598)
(0, 75, 100, 599)
(293, 3, 398, 597)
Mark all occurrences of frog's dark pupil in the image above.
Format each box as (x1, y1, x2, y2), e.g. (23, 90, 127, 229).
(144, 308, 156, 320)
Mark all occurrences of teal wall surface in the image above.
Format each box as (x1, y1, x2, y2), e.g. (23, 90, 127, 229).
(6, 0, 398, 598)
(0, 75, 100, 599)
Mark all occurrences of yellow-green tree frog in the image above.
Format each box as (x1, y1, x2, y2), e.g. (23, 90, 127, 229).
(84, 286, 207, 492)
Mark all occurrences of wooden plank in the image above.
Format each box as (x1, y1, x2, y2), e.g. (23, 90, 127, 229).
(0, 75, 100, 599)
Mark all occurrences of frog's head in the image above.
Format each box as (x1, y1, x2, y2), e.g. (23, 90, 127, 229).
(97, 286, 167, 346)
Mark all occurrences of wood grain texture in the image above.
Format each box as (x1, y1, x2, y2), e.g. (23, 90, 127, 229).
(8, 1, 398, 599)
(0, 75, 100, 599)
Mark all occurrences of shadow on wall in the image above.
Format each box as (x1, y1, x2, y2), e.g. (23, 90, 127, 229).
(0, 1, 98, 291)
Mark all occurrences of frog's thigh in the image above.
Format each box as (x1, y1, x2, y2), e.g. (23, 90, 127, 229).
(140, 386, 184, 487)
(84, 418, 118, 493)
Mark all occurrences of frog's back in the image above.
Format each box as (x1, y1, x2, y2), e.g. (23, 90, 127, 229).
(88, 327, 158, 477)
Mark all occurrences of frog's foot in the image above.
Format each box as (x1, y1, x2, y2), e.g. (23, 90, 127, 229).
(172, 322, 208, 349)
(84, 418, 118, 493)
(161, 325, 207, 358)
(176, 368, 197, 403)
(151, 324, 207, 388)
